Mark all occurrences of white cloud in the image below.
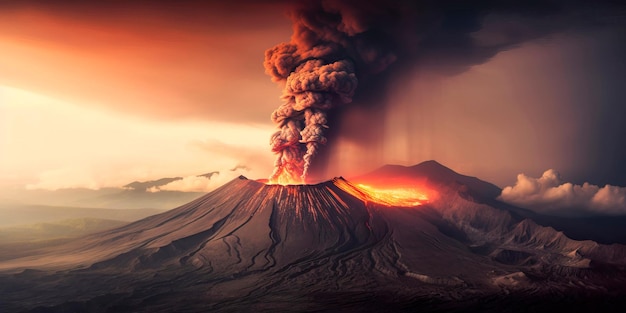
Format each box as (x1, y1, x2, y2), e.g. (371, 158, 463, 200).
(499, 169, 626, 216)
(152, 164, 259, 193)
(156, 175, 219, 193)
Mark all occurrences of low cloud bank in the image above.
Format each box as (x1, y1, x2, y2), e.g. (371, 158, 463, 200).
(124, 177, 183, 192)
(153, 165, 252, 193)
(499, 169, 626, 216)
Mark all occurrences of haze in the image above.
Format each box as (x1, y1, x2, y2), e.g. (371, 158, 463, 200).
(1, 0, 625, 195)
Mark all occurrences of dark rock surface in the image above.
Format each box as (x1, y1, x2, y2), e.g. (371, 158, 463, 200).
(1, 161, 625, 312)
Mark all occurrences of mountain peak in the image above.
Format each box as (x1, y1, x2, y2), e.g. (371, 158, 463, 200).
(355, 160, 501, 200)
(412, 160, 456, 173)
(408, 160, 462, 181)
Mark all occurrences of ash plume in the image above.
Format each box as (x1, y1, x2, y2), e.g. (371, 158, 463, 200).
(265, 0, 622, 183)
(267, 57, 357, 183)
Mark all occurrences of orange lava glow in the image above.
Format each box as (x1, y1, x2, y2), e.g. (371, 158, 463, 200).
(268, 172, 304, 185)
(265, 175, 436, 207)
(354, 184, 429, 207)
(332, 178, 436, 207)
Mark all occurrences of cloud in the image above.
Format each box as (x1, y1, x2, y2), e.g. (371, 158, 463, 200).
(134, 169, 248, 193)
(230, 165, 250, 172)
(123, 177, 183, 192)
(499, 169, 626, 216)
(150, 176, 212, 193)
(197, 171, 220, 179)
(155, 170, 244, 193)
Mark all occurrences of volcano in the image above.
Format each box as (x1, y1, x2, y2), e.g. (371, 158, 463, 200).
(1, 161, 626, 312)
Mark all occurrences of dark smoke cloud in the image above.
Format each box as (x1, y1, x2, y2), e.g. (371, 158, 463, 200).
(264, 0, 624, 183)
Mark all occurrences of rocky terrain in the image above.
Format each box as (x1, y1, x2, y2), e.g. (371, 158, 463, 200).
(1, 161, 625, 312)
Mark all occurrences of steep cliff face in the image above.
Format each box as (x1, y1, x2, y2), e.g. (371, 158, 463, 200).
(1, 164, 625, 313)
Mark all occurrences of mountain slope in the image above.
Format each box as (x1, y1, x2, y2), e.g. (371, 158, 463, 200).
(0, 218, 129, 262)
(1, 169, 625, 312)
(362, 161, 626, 245)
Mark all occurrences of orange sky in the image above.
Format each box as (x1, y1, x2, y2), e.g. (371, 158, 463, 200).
(1, 1, 624, 191)
(0, 4, 290, 122)
(0, 4, 289, 190)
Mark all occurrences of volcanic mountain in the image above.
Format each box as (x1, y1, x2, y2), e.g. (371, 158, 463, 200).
(1, 161, 625, 312)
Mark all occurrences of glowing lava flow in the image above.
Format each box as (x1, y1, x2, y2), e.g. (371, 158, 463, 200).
(355, 184, 429, 207)
(268, 172, 303, 185)
(265, 177, 432, 206)
(332, 178, 431, 207)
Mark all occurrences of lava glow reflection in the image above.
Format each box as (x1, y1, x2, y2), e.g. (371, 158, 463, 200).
(355, 184, 429, 207)
(268, 171, 304, 185)
(265, 176, 435, 207)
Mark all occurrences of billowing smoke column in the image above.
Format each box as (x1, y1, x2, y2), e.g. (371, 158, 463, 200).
(264, 0, 590, 184)
(264, 1, 395, 184)
(267, 57, 357, 183)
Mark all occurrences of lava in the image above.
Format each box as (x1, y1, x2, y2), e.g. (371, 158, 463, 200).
(330, 178, 433, 207)
(266, 175, 433, 207)
(268, 171, 304, 185)
(354, 184, 429, 207)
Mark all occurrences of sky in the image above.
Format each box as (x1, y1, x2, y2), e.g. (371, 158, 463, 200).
(1, 0, 625, 196)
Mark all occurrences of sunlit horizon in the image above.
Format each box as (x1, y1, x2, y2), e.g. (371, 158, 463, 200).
(0, 85, 275, 192)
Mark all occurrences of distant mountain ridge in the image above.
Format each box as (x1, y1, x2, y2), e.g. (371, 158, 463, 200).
(361, 161, 626, 245)
(123, 177, 184, 191)
(0, 187, 205, 215)
(354, 160, 502, 200)
(0, 205, 162, 227)
(0, 217, 127, 242)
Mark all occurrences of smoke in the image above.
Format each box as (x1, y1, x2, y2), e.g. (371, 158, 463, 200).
(264, 0, 621, 183)
(499, 169, 626, 216)
(265, 0, 404, 183)
(266, 56, 357, 182)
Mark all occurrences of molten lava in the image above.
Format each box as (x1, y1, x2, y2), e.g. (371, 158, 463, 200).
(266, 175, 433, 206)
(354, 184, 429, 207)
(331, 178, 433, 207)
(268, 171, 304, 185)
